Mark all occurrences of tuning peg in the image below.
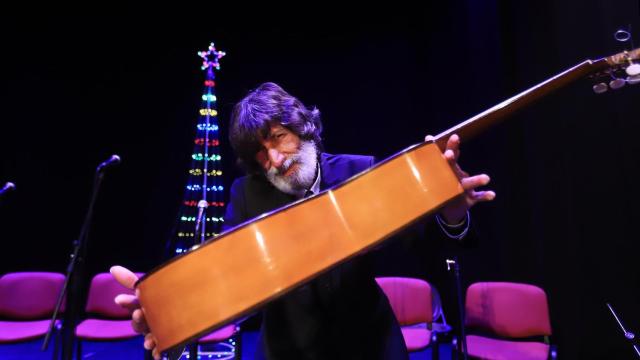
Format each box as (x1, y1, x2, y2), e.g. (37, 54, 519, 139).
(593, 82, 608, 94)
(626, 63, 640, 76)
(627, 75, 640, 85)
(609, 78, 626, 90)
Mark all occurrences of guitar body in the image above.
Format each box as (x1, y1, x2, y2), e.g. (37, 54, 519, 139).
(136, 141, 463, 351)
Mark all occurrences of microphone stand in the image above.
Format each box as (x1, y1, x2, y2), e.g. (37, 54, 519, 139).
(42, 167, 110, 360)
(447, 257, 469, 360)
(164, 200, 209, 360)
(607, 303, 640, 358)
(186, 200, 208, 360)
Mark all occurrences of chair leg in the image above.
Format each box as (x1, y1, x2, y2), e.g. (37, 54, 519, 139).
(233, 333, 242, 359)
(76, 339, 82, 360)
(52, 330, 60, 360)
(188, 343, 198, 359)
(451, 336, 458, 360)
(431, 342, 440, 360)
(144, 348, 154, 360)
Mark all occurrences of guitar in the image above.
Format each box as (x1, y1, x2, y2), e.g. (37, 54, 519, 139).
(136, 47, 640, 353)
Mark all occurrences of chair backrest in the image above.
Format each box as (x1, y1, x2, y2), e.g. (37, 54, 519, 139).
(375, 277, 433, 326)
(465, 282, 552, 338)
(85, 272, 143, 318)
(0, 272, 65, 319)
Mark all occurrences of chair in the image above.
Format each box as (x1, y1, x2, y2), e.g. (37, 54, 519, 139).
(185, 323, 241, 359)
(461, 282, 557, 360)
(0, 272, 65, 357)
(75, 272, 144, 358)
(376, 277, 442, 358)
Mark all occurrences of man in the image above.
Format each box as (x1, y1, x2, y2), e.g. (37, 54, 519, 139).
(112, 82, 495, 359)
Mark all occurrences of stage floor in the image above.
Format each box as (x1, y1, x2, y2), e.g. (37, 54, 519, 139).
(0, 331, 448, 359)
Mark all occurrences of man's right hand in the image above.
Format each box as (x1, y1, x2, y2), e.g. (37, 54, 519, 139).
(110, 265, 161, 360)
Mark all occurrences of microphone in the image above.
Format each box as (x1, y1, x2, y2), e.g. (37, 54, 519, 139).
(197, 199, 209, 210)
(194, 200, 209, 244)
(0, 182, 15, 197)
(96, 155, 121, 172)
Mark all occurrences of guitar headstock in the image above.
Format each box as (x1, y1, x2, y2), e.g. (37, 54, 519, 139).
(591, 47, 640, 93)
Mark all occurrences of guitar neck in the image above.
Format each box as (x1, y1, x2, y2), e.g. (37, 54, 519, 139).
(433, 58, 610, 150)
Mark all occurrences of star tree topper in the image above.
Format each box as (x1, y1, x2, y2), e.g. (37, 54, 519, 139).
(198, 42, 226, 71)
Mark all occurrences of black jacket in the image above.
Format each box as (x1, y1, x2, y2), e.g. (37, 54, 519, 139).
(222, 153, 428, 359)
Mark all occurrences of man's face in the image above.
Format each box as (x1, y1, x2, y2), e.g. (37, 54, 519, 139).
(255, 123, 318, 195)
(255, 123, 302, 176)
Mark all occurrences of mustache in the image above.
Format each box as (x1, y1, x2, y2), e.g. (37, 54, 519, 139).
(270, 155, 298, 176)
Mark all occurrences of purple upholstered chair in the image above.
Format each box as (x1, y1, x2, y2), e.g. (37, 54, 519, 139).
(187, 323, 241, 359)
(0, 272, 65, 357)
(198, 324, 238, 343)
(376, 277, 441, 357)
(462, 282, 556, 360)
(75, 272, 144, 358)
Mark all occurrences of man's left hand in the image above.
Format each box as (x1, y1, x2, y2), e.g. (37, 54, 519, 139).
(427, 134, 496, 224)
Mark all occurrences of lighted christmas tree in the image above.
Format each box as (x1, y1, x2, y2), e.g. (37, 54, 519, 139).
(168, 42, 227, 256)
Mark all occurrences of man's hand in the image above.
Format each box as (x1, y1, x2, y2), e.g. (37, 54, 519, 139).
(110, 265, 161, 360)
(426, 134, 495, 224)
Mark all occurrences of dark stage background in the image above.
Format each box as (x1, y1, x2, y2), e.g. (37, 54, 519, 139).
(1, 3, 639, 359)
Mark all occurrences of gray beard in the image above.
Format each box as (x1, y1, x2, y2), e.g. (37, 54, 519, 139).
(265, 141, 318, 197)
